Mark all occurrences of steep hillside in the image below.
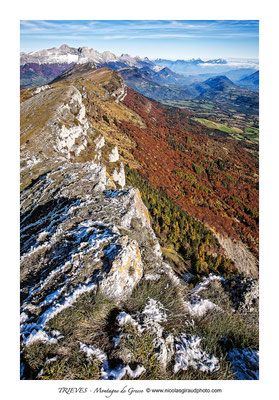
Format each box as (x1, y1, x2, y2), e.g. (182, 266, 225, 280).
(238, 71, 259, 92)
(20, 70, 259, 380)
(26, 65, 258, 275)
(20, 63, 74, 88)
(118, 69, 258, 115)
(120, 88, 258, 267)
(50, 62, 97, 83)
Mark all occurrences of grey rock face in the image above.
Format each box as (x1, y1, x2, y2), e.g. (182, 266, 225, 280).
(20, 156, 163, 344)
(109, 146, 119, 162)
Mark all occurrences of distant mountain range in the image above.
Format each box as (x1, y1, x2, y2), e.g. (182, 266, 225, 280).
(117, 66, 197, 100)
(190, 76, 258, 113)
(154, 57, 227, 73)
(49, 63, 258, 115)
(20, 44, 258, 80)
(20, 44, 259, 112)
(20, 44, 155, 88)
(153, 57, 258, 76)
(117, 67, 258, 113)
(20, 44, 154, 67)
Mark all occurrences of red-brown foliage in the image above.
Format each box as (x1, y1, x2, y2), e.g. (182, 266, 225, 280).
(121, 88, 258, 255)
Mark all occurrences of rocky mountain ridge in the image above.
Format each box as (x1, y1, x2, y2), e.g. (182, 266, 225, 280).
(23, 64, 259, 273)
(20, 45, 237, 69)
(20, 67, 259, 380)
(20, 44, 153, 67)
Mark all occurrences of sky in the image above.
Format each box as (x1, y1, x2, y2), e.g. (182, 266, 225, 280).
(20, 20, 259, 60)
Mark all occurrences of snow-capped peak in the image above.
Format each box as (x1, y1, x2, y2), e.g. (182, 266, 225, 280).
(20, 45, 153, 67)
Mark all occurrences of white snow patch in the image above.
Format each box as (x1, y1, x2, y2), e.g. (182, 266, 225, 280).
(20, 242, 50, 263)
(21, 282, 97, 344)
(186, 274, 223, 317)
(51, 330, 62, 337)
(80, 342, 107, 363)
(116, 312, 144, 332)
(163, 262, 182, 286)
(151, 65, 164, 72)
(103, 364, 145, 380)
(67, 200, 88, 215)
(79, 241, 89, 250)
(191, 274, 224, 295)
(140, 299, 173, 368)
(25, 156, 41, 168)
(25, 330, 58, 347)
(142, 298, 167, 325)
(79, 342, 145, 380)
(174, 335, 220, 374)
(20, 312, 29, 324)
(37, 368, 44, 378)
(144, 273, 161, 281)
(45, 356, 58, 364)
(116, 299, 173, 368)
(186, 298, 219, 318)
(39, 282, 97, 327)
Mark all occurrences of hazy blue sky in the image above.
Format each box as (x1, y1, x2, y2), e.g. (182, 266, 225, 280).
(20, 20, 259, 60)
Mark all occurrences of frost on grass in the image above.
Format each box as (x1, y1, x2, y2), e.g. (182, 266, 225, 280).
(186, 274, 223, 318)
(115, 298, 221, 374)
(190, 274, 224, 296)
(144, 273, 161, 281)
(186, 297, 218, 318)
(21, 282, 97, 345)
(116, 312, 143, 332)
(142, 298, 167, 325)
(25, 330, 58, 347)
(79, 342, 146, 380)
(116, 299, 174, 369)
(174, 335, 220, 374)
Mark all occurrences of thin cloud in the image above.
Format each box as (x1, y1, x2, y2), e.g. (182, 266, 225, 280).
(20, 20, 259, 39)
(20, 20, 259, 59)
